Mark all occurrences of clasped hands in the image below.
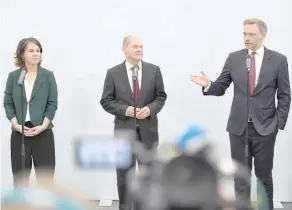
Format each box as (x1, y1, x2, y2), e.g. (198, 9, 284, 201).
(126, 106, 150, 119)
(15, 124, 47, 137)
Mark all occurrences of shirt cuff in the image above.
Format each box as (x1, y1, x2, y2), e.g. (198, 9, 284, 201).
(203, 82, 211, 92)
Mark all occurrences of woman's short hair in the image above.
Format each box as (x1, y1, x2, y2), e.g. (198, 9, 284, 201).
(14, 37, 43, 68)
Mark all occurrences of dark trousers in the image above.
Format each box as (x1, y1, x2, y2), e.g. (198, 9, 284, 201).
(10, 121, 56, 187)
(229, 122, 277, 210)
(116, 126, 147, 210)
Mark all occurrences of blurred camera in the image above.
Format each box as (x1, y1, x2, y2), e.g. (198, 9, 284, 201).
(73, 126, 266, 210)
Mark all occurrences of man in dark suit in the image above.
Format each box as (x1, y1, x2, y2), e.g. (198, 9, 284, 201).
(100, 35, 167, 210)
(190, 19, 291, 210)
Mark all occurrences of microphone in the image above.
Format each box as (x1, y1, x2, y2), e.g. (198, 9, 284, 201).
(17, 67, 27, 86)
(244, 53, 252, 167)
(246, 54, 252, 72)
(132, 64, 139, 80)
(17, 67, 28, 175)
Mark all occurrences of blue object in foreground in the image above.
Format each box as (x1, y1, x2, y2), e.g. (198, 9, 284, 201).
(1, 187, 87, 210)
(176, 124, 206, 149)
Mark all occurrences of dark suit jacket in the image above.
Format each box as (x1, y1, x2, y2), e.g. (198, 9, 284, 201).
(203, 47, 291, 136)
(100, 60, 167, 148)
(4, 66, 58, 130)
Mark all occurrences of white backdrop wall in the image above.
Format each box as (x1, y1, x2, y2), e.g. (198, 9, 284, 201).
(1, 0, 291, 202)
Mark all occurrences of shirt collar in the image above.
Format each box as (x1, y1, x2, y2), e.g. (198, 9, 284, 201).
(248, 45, 264, 56)
(125, 60, 142, 71)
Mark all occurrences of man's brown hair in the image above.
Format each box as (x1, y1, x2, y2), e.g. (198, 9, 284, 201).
(243, 18, 267, 35)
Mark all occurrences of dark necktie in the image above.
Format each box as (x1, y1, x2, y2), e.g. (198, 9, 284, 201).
(248, 52, 256, 121)
(131, 68, 140, 103)
(249, 52, 256, 93)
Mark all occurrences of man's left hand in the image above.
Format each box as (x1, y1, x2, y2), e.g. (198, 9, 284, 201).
(137, 106, 150, 119)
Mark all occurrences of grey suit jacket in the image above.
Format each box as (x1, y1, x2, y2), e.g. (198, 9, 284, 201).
(100, 60, 167, 148)
(203, 47, 291, 136)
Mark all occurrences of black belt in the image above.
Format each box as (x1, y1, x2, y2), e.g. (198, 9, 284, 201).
(24, 121, 34, 128)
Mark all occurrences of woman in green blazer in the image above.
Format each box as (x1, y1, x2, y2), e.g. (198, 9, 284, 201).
(3, 37, 58, 186)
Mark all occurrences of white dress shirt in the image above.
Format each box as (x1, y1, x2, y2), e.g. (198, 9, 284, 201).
(204, 45, 265, 91)
(24, 76, 36, 122)
(125, 60, 142, 91)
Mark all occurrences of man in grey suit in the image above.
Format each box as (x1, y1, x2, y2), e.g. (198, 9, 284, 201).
(100, 35, 167, 210)
(190, 19, 291, 210)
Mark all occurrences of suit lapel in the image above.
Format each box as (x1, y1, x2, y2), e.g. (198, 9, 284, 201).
(254, 47, 273, 93)
(16, 69, 28, 101)
(30, 66, 44, 101)
(239, 49, 251, 94)
(119, 61, 133, 99)
(138, 61, 149, 104)
(23, 85, 27, 101)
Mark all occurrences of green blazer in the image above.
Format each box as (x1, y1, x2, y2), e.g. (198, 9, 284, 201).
(3, 66, 58, 130)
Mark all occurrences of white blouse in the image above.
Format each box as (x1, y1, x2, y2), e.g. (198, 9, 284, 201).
(24, 77, 35, 122)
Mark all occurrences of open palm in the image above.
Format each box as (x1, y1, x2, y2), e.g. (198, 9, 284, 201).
(190, 71, 210, 87)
